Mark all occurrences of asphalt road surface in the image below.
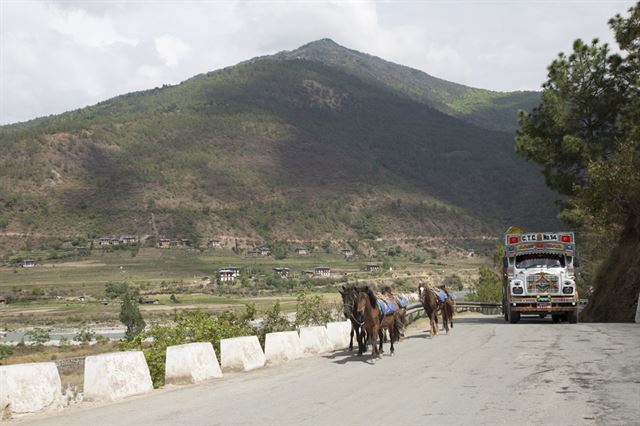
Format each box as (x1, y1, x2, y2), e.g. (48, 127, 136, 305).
(18, 315, 640, 425)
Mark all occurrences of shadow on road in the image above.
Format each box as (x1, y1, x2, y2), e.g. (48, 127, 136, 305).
(452, 315, 561, 325)
(322, 348, 401, 365)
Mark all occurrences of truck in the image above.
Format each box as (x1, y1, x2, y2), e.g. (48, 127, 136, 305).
(502, 227, 579, 324)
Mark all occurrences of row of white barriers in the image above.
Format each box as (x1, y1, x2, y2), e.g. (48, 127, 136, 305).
(0, 321, 352, 417)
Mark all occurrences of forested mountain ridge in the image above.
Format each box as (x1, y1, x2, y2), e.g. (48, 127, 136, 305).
(0, 40, 558, 250)
(260, 39, 540, 132)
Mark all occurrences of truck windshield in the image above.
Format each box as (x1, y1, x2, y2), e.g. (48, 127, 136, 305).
(515, 254, 565, 269)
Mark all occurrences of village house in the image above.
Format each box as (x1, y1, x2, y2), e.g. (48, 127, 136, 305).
(467, 249, 475, 257)
(158, 238, 172, 248)
(120, 235, 138, 245)
(219, 267, 241, 282)
(342, 248, 355, 258)
(314, 266, 331, 277)
(273, 267, 290, 277)
(258, 246, 271, 256)
(98, 237, 122, 246)
(20, 259, 36, 268)
(366, 263, 380, 272)
(302, 269, 315, 277)
(294, 247, 308, 255)
(207, 239, 222, 248)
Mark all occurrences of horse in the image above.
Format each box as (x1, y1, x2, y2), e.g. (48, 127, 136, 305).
(437, 285, 455, 334)
(356, 286, 400, 361)
(418, 283, 454, 336)
(381, 286, 408, 339)
(418, 283, 440, 336)
(338, 284, 367, 355)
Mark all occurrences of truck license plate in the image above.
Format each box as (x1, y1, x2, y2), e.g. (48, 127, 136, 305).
(538, 302, 551, 309)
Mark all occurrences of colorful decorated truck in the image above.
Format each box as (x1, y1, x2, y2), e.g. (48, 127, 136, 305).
(502, 227, 579, 324)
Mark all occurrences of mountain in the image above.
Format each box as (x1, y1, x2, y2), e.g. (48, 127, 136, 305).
(0, 40, 558, 250)
(263, 39, 540, 132)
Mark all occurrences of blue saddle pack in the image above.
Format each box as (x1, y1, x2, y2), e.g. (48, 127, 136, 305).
(376, 298, 399, 315)
(434, 289, 448, 303)
(396, 294, 409, 308)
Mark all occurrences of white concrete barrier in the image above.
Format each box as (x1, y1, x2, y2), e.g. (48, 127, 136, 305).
(84, 351, 153, 401)
(326, 321, 351, 350)
(264, 331, 304, 364)
(0, 362, 61, 416)
(299, 326, 332, 354)
(165, 342, 223, 385)
(220, 336, 266, 372)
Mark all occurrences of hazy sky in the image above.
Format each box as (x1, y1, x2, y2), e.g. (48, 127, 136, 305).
(1, 0, 636, 125)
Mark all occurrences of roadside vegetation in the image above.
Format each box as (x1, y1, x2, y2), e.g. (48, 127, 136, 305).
(516, 3, 640, 321)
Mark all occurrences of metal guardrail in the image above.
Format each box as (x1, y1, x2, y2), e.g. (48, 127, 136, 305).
(405, 301, 503, 323)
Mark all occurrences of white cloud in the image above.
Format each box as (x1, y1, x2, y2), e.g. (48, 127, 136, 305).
(154, 35, 191, 67)
(1, 0, 636, 125)
(48, 7, 138, 48)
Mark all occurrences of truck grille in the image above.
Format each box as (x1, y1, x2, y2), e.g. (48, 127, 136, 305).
(526, 273, 560, 294)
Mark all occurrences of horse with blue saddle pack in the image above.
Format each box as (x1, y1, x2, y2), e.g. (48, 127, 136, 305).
(381, 287, 408, 339)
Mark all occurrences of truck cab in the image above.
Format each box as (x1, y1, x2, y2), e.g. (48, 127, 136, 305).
(502, 230, 579, 324)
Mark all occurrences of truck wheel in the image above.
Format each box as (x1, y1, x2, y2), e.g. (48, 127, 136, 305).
(503, 302, 508, 321)
(509, 309, 520, 324)
(539, 314, 547, 319)
(552, 315, 561, 323)
(568, 311, 578, 324)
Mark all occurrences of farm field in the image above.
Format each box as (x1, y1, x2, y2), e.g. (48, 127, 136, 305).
(0, 248, 490, 328)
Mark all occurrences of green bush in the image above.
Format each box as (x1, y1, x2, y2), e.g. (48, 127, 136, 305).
(0, 344, 14, 359)
(294, 293, 332, 327)
(105, 282, 130, 299)
(467, 266, 501, 302)
(444, 274, 464, 291)
(120, 309, 254, 388)
(25, 327, 50, 345)
(256, 301, 292, 346)
(74, 327, 96, 344)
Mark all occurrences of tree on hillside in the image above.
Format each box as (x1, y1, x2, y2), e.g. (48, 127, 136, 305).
(516, 3, 639, 230)
(516, 3, 640, 321)
(120, 289, 146, 341)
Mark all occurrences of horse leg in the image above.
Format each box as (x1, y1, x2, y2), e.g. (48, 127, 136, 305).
(431, 313, 438, 336)
(443, 309, 449, 335)
(389, 319, 395, 355)
(359, 326, 368, 355)
(349, 324, 355, 351)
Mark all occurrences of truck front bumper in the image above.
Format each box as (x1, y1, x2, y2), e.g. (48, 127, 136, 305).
(509, 297, 578, 313)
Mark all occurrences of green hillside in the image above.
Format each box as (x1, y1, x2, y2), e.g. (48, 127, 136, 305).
(265, 39, 540, 132)
(0, 42, 558, 251)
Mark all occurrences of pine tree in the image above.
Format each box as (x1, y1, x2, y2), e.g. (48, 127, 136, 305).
(120, 290, 146, 341)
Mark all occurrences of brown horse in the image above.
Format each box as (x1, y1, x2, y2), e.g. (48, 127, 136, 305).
(381, 286, 407, 339)
(438, 285, 455, 334)
(418, 283, 440, 336)
(338, 284, 368, 355)
(356, 287, 400, 361)
(418, 283, 454, 336)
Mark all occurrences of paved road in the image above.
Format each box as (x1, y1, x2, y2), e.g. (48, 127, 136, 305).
(18, 315, 640, 425)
